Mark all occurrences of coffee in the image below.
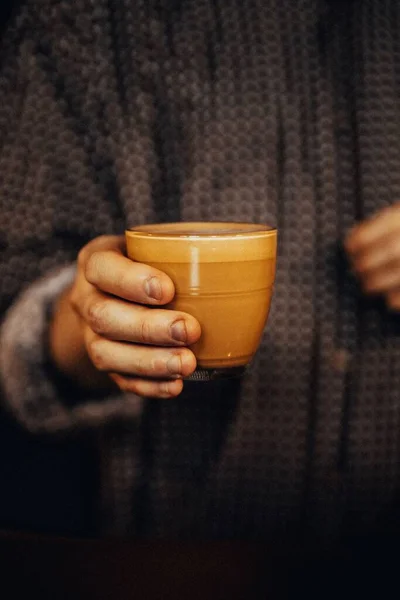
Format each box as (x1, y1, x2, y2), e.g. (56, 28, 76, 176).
(125, 222, 277, 379)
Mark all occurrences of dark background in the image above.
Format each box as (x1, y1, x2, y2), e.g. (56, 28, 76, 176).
(0, 0, 20, 34)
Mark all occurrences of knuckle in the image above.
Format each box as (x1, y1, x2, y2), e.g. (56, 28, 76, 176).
(88, 339, 107, 371)
(129, 379, 149, 396)
(160, 381, 181, 397)
(134, 354, 165, 377)
(133, 355, 147, 377)
(159, 382, 173, 397)
(152, 356, 168, 376)
(77, 247, 89, 270)
(87, 301, 109, 335)
(139, 318, 153, 344)
(97, 234, 113, 246)
(85, 251, 103, 284)
(129, 379, 155, 398)
(114, 376, 135, 393)
(117, 268, 135, 295)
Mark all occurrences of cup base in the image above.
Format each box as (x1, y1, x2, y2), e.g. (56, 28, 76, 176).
(185, 366, 247, 382)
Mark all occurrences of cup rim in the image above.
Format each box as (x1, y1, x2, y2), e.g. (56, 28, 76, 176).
(126, 221, 277, 239)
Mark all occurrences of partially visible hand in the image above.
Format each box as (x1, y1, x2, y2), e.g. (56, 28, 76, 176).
(345, 203, 400, 310)
(50, 235, 201, 398)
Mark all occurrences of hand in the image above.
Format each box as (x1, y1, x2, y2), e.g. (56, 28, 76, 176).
(50, 235, 201, 398)
(345, 203, 400, 311)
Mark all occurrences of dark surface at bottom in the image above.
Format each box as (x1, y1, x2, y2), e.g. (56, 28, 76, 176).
(0, 531, 398, 600)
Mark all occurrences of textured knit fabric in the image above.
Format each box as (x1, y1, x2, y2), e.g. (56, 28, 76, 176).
(1, 0, 400, 542)
(0, 265, 145, 431)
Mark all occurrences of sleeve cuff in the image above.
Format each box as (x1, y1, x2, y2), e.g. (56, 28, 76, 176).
(0, 265, 144, 433)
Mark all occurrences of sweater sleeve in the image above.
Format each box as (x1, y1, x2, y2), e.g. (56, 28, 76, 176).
(0, 264, 144, 434)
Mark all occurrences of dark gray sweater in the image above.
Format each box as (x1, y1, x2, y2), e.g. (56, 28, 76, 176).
(1, 0, 400, 542)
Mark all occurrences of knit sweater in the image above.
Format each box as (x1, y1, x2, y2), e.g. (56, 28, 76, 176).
(1, 0, 400, 542)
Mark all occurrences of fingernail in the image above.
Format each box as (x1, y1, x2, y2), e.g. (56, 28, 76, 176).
(167, 355, 182, 376)
(145, 277, 162, 300)
(170, 320, 187, 343)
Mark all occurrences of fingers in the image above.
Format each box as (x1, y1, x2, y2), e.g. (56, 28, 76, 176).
(345, 205, 400, 301)
(345, 205, 400, 255)
(77, 235, 126, 266)
(348, 231, 400, 293)
(84, 328, 197, 378)
(360, 263, 400, 294)
(71, 234, 201, 399)
(109, 374, 184, 399)
(81, 292, 201, 346)
(85, 250, 175, 306)
(349, 233, 400, 276)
